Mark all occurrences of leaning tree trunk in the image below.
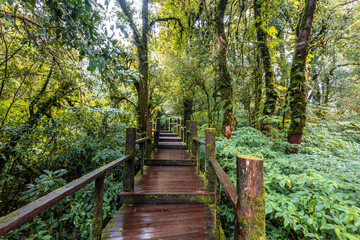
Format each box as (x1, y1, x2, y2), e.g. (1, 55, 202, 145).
(215, 0, 233, 138)
(287, 0, 317, 153)
(254, 0, 278, 120)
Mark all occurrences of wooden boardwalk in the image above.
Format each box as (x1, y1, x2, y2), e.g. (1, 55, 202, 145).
(0, 119, 265, 239)
(102, 131, 215, 239)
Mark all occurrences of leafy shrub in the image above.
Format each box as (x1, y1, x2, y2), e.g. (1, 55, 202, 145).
(215, 122, 360, 240)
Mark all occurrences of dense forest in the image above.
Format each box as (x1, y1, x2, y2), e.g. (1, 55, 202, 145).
(0, 0, 359, 239)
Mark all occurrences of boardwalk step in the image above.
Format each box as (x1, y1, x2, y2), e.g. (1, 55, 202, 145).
(156, 144, 188, 150)
(145, 159, 196, 166)
(159, 137, 182, 142)
(119, 192, 215, 204)
(160, 133, 178, 137)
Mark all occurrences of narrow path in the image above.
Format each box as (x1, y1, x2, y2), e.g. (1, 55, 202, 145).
(102, 131, 215, 239)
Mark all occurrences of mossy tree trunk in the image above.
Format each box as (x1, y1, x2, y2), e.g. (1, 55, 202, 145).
(183, 96, 193, 121)
(287, 0, 317, 152)
(215, 0, 233, 138)
(254, 0, 278, 121)
(252, 49, 262, 128)
(119, 0, 149, 134)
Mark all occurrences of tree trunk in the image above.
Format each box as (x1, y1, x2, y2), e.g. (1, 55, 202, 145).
(215, 0, 233, 138)
(254, 0, 278, 118)
(183, 96, 193, 121)
(0, 82, 73, 174)
(139, 0, 149, 134)
(252, 49, 262, 128)
(119, 0, 149, 133)
(287, 0, 317, 153)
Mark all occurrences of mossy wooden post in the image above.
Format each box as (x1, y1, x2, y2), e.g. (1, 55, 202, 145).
(186, 120, 191, 147)
(92, 174, 105, 240)
(196, 140, 201, 174)
(124, 127, 136, 192)
(191, 121, 198, 159)
(168, 118, 171, 132)
(214, 177, 221, 238)
(140, 142, 145, 175)
(146, 121, 152, 159)
(155, 118, 160, 146)
(177, 118, 181, 137)
(235, 155, 265, 240)
(205, 128, 216, 191)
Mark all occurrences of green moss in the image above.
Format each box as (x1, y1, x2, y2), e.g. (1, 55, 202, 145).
(236, 194, 266, 239)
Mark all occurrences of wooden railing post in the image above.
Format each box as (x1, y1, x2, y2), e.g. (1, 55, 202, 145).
(177, 118, 180, 137)
(235, 155, 265, 240)
(186, 120, 191, 147)
(155, 118, 160, 146)
(168, 118, 171, 132)
(146, 122, 152, 159)
(92, 174, 105, 240)
(205, 128, 216, 192)
(196, 141, 201, 174)
(181, 119, 184, 142)
(140, 142, 145, 175)
(165, 118, 168, 131)
(124, 127, 136, 192)
(190, 121, 197, 158)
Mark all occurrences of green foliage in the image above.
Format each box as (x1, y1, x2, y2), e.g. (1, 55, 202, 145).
(216, 123, 360, 239)
(4, 169, 123, 240)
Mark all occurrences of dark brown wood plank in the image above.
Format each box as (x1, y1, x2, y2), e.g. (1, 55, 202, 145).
(193, 138, 205, 145)
(102, 204, 213, 239)
(153, 149, 192, 160)
(209, 157, 237, 210)
(119, 192, 215, 204)
(144, 159, 196, 166)
(134, 166, 204, 193)
(102, 143, 219, 239)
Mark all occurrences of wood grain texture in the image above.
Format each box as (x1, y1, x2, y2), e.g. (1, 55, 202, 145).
(102, 204, 214, 240)
(103, 135, 216, 239)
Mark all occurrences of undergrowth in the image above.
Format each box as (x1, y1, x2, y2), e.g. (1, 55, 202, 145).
(215, 121, 360, 240)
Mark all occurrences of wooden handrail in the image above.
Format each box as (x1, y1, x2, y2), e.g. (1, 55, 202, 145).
(135, 137, 150, 144)
(186, 124, 265, 239)
(0, 155, 131, 236)
(193, 138, 205, 145)
(209, 158, 237, 210)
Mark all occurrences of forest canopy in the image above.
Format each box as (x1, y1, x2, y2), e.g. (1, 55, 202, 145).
(0, 0, 359, 239)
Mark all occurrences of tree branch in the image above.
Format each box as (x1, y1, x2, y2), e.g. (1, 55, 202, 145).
(117, 0, 141, 45)
(149, 17, 184, 31)
(0, 9, 43, 28)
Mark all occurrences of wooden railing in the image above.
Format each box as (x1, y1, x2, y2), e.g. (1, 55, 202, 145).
(0, 122, 155, 239)
(169, 119, 266, 240)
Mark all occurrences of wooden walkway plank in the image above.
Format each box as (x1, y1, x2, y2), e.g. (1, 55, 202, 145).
(102, 131, 217, 239)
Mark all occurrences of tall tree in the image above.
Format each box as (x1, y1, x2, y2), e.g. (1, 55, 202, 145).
(118, 0, 150, 133)
(287, 0, 317, 152)
(254, 0, 278, 125)
(214, 0, 233, 138)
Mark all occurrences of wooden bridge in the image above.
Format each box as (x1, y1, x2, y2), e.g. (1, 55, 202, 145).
(0, 118, 265, 239)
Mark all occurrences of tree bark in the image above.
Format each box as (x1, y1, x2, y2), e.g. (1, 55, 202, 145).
(254, 0, 278, 119)
(0, 82, 73, 173)
(118, 0, 149, 134)
(252, 49, 262, 128)
(215, 0, 233, 138)
(287, 0, 317, 152)
(183, 96, 193, 121)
